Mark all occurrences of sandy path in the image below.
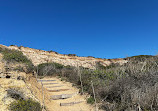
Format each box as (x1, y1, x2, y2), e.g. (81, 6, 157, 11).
(38, 77, 95, 111)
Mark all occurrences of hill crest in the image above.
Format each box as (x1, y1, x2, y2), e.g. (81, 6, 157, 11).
(0, 44, 127, 69)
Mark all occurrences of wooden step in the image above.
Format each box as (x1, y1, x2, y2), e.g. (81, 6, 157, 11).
(45, 85, 63, 88)
(37, 79, 56, 82)
(48, 89, 69, 92)
(42, 83, 58, 85)
(50, 94, 74, 100)
(60, 101, 83, 106)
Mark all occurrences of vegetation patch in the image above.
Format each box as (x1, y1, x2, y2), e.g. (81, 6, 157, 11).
(67, 54, 77, 56)
(7, 87, 42, 111)
(0, 47, 34, 73)
(36, 56, 158, 111)
(2, 48, 29, 63)
(87, 96, 95, 104)
(7, 88, 25, 100)
(126, 55, 154, 62)
(36, 62, 64, 76)
(9, 99, 42, 111)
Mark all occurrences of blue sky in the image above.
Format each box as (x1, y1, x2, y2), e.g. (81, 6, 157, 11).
(0, 0, 158, 58)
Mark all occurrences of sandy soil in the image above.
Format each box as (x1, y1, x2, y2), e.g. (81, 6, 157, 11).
(27, 75, 96, 111)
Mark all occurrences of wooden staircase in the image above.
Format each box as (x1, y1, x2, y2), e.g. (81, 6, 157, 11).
(37, 78, 85, 107)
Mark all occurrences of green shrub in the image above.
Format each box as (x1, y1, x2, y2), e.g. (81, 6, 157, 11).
(87, 56, 95, 58)
(96, 62, 106, 69)
(0, 47, 2, 52)
(48, 50, 58, 54)
(38, 62, 64, 70)
(36, 57, 158, 111)
(67, 54, 76, 56)
(37, 62, 64, 76)
(0, 48, 34, 73)
(14, 66, 24, 72)
(9, 99, 42, 111)
(127, 55, 154, 62)
(2, 49, 30, 63)
(7, 88, 24, 100)
(87, 96, 95, 104)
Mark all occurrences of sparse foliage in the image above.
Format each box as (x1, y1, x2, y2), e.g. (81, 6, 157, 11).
(87, 96, 95, 104)
(36, 55, 158, 111)
(9, 99, 42, 111)
(67, 54, 76, 56)
(7, 88, 25, 100)
(0, 48, 34, 73)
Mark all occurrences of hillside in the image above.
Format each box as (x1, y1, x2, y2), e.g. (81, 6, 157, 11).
(0, 53, 40, 111)
(0, 45, 127, 68)
(0, 44, 158, 111)
(0, 45, 97, 111)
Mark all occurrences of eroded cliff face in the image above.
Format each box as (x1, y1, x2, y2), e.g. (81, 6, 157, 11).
(0, 53, 40, 111)
(0, 45, 127, 68)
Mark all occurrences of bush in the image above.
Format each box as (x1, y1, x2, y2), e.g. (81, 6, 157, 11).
(0, 48, 34, 73)
(126, 55, 154, 62)
(87, 96, 95, 104)
(10, 45, 16, 46)
(2, 49, 30, 63)
(67, 54, 76, 56)
(9, 99, 42, 111)
(0, 47, 2, 52)
(7, 88, 25, 100)
(36, 56, 158, 111)
(48, 50, 58, 54)
(87, 56, 95, 58)
(36, 62, 64, 76)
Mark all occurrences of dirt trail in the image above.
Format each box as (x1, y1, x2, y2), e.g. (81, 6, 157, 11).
(0, 53, 95, 111)
(33, 76, 95, 111)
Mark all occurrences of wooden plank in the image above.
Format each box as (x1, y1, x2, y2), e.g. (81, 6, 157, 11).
(37, 80, 56, 82)
(45, 85, 63, 88)
(60, 101, 83, 106)
(42, 83, 58, 85)
(48, 89, 69, 92)
(51, 94, 74, 100)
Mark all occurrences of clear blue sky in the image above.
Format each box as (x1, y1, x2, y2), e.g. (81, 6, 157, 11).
(0, 0, 158, 58)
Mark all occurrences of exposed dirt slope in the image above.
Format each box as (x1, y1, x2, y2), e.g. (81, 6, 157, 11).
(0, 45, 127, 69)
(0, 54, 40, 111)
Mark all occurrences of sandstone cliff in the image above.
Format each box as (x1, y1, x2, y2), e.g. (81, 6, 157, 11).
(0, 45, 127, 69)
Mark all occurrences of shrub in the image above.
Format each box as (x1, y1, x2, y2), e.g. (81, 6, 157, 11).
(87, 56, 95, 58)
(87, 96, 95, 104)
(7, 88, 25, 100)
(0, 48, 34, 73)
(18, 46, 24, 49)
(2, 49, 30, 63)
(10, 45, 16, 46)
(127, 55, 154, 62)
(67, 54, 76, 56)
(36, 56, 158, 111)
(25, 62, 34, 73)
(96, 62, 106, 69)
(36, 62, 64, 76)
(9, 99, 42, 111)
(0, 47, 2, 52)
(48, 50, 58, 54)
